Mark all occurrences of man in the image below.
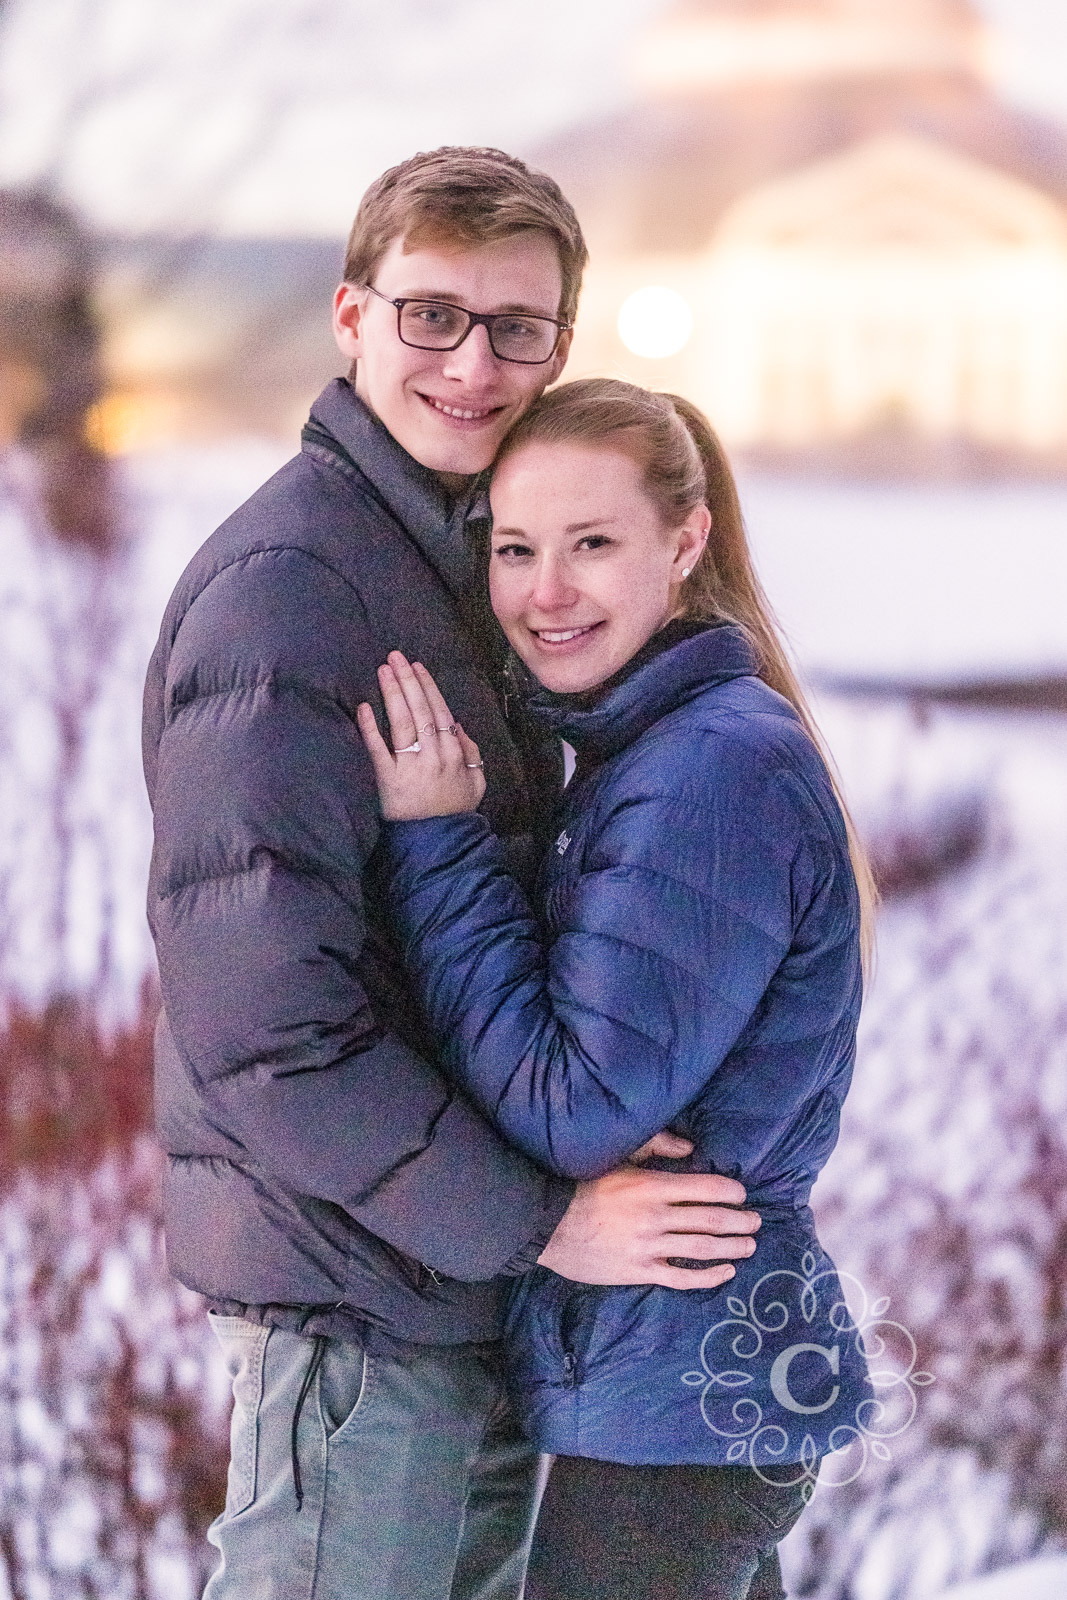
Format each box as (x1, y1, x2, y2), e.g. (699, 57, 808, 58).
(143, 147, 759, 1600)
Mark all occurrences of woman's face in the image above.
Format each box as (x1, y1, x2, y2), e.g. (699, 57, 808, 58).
(488, 439, 708, 695)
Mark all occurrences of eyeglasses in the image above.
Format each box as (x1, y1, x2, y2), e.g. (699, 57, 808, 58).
(363, 283, 571, 365)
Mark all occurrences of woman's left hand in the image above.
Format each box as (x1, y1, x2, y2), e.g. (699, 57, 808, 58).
(357, 652, 486, 821)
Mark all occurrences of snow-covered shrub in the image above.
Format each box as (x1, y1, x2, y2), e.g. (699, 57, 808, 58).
(780, 704, 1067, 1599)
(1, 1003, 230, 1600)
(866, 784, 992, 900)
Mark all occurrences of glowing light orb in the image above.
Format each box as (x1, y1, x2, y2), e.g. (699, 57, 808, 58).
(617, 286, 693, 359)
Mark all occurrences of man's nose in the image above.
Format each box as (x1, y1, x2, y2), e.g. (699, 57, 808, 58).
(440, 322, 500, 386)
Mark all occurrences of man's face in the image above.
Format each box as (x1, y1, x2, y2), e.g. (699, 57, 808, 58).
(333, 232, 571, 485)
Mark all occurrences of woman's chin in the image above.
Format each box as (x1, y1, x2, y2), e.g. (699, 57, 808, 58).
(525, 655, 611, 695)
(514, 627, 618, 696)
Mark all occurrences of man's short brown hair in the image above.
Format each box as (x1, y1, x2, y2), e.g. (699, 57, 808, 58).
(343, 146, 588, 325)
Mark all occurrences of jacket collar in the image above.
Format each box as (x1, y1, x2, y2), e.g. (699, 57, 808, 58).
(304, 378, 482, 598)
(525, 624, 759, 763)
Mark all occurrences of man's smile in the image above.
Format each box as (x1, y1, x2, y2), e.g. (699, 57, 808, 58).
(419, 394, 505, 423)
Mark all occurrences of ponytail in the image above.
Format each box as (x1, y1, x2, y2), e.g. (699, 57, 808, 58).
(664, 394, 878, 972)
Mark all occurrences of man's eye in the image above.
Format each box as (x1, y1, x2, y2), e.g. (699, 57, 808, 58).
(412, 303, 463, 330)
(496, 318, 539, 341)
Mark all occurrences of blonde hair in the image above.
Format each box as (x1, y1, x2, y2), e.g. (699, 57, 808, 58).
(343, 147, 588, 325)
(497, 378, 877, 970)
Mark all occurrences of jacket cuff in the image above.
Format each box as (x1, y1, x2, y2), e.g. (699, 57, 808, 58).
(498, 1174, 575, 1276)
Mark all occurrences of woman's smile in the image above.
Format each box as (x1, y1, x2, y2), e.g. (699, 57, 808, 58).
(528, 621, 604, 648)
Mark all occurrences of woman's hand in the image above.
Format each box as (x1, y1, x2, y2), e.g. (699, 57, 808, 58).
(357, 652, 486, 821)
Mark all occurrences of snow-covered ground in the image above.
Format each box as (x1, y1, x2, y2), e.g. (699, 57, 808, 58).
(939, 1555, 1067, 1599)
(742, 476, 1067, 682)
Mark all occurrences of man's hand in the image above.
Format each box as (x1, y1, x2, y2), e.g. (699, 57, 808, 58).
(539, 1165, 760, 1291)
(629, 1130, 695, 1163)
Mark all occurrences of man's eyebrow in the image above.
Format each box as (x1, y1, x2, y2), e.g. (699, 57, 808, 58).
(398, 290, 558, 317)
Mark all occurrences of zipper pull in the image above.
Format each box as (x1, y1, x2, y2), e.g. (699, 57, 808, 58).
(561, 1352, 577, 1389)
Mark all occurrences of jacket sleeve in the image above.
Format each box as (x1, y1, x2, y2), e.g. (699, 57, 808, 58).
(146, 546, 571, 1281)
(383, 735, 812, 1180)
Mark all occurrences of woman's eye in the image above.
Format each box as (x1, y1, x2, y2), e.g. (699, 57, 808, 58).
(576, 535, 612, 552)
(492, 543, 534, 562)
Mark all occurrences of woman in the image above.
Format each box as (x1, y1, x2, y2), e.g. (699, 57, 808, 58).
(357, 380, 875, 1600)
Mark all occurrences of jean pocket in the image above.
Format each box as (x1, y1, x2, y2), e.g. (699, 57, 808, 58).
(730, 1464, 815, 1534)
(209, 1313, 271, 1516)
(316, 1338, 369, 1444)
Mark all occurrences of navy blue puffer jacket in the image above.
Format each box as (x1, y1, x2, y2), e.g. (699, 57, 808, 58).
(384, 624, 870, 1465)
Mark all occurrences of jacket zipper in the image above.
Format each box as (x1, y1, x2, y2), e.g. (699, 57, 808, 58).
(561, 1351, 578, 1389)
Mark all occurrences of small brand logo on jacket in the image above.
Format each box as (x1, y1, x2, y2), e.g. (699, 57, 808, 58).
(555, 829, 572, 856)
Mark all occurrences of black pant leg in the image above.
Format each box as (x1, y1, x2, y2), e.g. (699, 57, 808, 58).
(525, 1456, 811, 1600)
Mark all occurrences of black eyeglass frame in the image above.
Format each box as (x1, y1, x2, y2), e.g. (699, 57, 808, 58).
(363, 282, 571, 365)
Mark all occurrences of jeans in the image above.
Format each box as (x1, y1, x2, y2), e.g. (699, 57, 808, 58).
(203, 1314, 543, 1600)
(524, 1455, 815, 1600)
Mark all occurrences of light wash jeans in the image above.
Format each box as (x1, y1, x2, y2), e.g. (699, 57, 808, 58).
(203, 1314, 544, 1600)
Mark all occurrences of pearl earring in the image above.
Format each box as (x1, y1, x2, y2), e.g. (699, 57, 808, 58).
(681, 567, 691, 579)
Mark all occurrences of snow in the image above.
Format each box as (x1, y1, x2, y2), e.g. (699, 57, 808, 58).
(778, 695, 1067, 1598)
(0, 1144, 233, 1598)
(939, 1555, 1067, 1599)
(0, 440, 287, 1019)
(741, 476, 1067, 681)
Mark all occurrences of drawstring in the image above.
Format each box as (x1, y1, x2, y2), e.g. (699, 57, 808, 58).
(291, 1335, 327, 1511)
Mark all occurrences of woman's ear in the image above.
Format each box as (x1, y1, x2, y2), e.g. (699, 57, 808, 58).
(674, 504, 711, 579)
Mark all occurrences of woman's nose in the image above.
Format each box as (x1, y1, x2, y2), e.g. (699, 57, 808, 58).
(530, 556, 577, 611)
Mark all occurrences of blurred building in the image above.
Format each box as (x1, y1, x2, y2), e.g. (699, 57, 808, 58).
(539, 0, 1067, 475)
